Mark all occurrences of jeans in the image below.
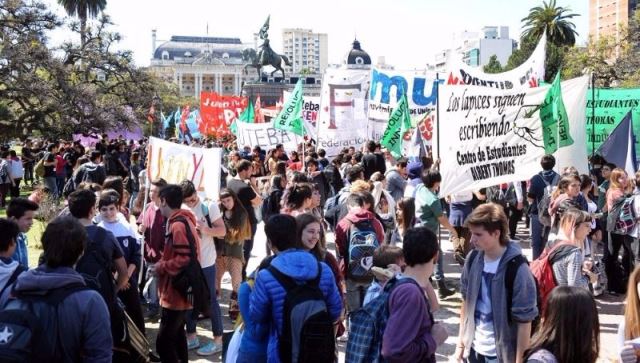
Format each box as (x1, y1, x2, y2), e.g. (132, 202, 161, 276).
(467, 348, 498, 363)
(143, 262, 159, 311)
(186, 264, 223, 337)
(530, 214, 544, 260)
(157, 308, 188, 363)
(43, 176, 58, 198)
(236, 351, 268, 363)
(434, 247, 446, 281)
(56, 175, 65, 196)
(24, 163, 33, 185)
(129, 191, 139, 211)
(345, 279, 370, 313)
(606, 233, 634, 292)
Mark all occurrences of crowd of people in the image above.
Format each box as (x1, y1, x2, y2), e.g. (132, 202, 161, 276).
(0, 136, 638, 363)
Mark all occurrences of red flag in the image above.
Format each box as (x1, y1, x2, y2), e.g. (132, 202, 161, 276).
(147, 104, 155, 123)
(180, 106, 190, 132)
(255, 95, 264, 123)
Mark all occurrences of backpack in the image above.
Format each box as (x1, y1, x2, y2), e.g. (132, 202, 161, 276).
(267, 262, 335, 363)
(607, 194, 638, 235)
(347, 219, 380, 282)
(75, 227, 117, 311)
(0, 282, 90, 362)
(487, 184, 516, 207)
(537, 173, 560, 227)
(323, 190, 345, 229)
(170, 216, 212, 317)
(261, 189, 283, 224)
(34, 154, 47, 178)
(345, 277, 431, 363)
(0, 161, 8, 183)
(529, 242, 579, 314)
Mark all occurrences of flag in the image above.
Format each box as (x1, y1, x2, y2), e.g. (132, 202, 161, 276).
(274, 80, 305, 136)
(258, 15, 270, 39)
(231, 100, 255, 135)
(172, 107, 181, 138)
(540, 72, 573, 154)
(381, 93, 411, 159)
(161, 112, 171, 130)
(147, 104, 155, 123)
(597, 111, 637, 176)
(180, 106, 190, 133)
(255, 95, 265, 123)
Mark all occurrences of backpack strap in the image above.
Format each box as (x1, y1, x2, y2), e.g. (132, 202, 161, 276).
(504, 255, 528, 325)
(201, 202, 212, 228)
(0, 264, 27, 298)
(171, 216, 198, 260)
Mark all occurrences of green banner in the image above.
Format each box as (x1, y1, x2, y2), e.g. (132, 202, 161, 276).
(587, 88, 640, 156)
(540, 72, 573, 154)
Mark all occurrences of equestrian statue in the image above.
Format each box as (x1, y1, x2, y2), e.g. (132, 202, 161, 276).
(243, 16, 292, 80)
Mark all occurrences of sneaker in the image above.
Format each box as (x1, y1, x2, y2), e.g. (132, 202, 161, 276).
(187, 336, 200, 350)
(196, 342, 223, 356)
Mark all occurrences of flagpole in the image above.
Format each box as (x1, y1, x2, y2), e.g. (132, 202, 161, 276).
(591, 72, 596, 158)
(436, 72, 440, 159)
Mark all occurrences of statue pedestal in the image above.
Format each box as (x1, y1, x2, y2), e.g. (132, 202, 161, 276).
(242, 82, 294, 107)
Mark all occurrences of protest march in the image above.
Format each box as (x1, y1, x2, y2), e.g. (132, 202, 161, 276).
(4, 1, 640, 362)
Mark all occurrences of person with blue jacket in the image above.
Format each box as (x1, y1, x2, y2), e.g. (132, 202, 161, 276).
(250, 214, 343, 363)
(4, 217, 112, 362)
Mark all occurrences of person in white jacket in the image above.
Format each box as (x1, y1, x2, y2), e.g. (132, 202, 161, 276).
(9, 150, 24, 198)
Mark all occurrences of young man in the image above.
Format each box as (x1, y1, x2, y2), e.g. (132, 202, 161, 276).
(454, 203, 538, 363)
(384, 157, 408, 202)
(362, 140, 386, 179)
(0, 218, 25, 306)
(42, 143, 58, 197)
(68, 189, 129, 304)
(154, 184, 201, 362)
(227, 159, 262, 277)
(250, 214, 343, 363)
(382, 226, 449, 362)
(180, 179, 227, 355)
(7, 198, 39, 267)
(74, 150, 107, 186)
(138, 178, 168, 318)
(414, 169, 458, 298)
(306, 158, 332, 207)
(97, 190, 144, 335)
(6, 217, 113, 362)
(334, 192, 385, 318)
(527, 154, 560, 259)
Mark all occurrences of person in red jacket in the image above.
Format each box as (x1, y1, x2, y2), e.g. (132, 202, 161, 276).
(154, 184, 201, 363)
(334, 192, 385, 326)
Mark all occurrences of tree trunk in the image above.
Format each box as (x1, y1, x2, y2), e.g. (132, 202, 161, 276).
(80, 16, 87, 47)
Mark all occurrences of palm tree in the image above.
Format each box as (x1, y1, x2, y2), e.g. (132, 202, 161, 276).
(57, 0, 107, 46)
(522, 0, 579, 47)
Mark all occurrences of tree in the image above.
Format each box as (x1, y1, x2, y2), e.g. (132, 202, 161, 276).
(521, 0, 579, 47)
(57, 0, 106, 46)
(483, 55, 503, 73)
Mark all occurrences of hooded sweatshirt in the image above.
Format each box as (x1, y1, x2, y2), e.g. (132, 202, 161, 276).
(249, 249, 343, 363)
(335, 209, 385, 278)
(156, 209, 200, 310)
(7, 266, 112, 363)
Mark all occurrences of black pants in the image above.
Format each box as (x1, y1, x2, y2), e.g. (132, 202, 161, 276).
(157, 308, 188, 363)
(505, 205, 523, 239)
(118, 283, 145, 334)
(11, 178, 21, 198)
(606, 233, 634, 293)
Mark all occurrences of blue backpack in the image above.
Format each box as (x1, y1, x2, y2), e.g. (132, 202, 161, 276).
(345, 277, 431, 363)
(347, 219, 380, 282)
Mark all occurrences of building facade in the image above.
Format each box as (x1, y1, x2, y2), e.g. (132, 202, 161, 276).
(148, 33, 253, 100)
(589, 0, 637, 45)
(282, 28, 328, 75)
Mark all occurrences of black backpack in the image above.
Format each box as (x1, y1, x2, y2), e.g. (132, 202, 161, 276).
(267, 262, 335, 363)
(0, 282, 90, 362)
(169, 216, 212, 317)
(75, 227, 117, 311)
(261, 189, 283, 223)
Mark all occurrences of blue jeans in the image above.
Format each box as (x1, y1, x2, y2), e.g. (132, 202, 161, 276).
(237, 351, 267, 363)
(467, 348, 498, 363)
(530, 214, 544, 260)
(186, 264, 223, 337)
(434, 246, 445, 281)
(43, 176, 57, 197)
(143, 262, 159, 311)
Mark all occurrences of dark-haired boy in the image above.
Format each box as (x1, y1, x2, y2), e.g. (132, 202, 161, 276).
(0, 218, 25, 306)
(381, 226, 448, 362)
(7, 197, 39, 267)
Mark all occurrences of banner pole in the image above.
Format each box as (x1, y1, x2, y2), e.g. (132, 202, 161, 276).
(436, 73, 440, 159)
(591, 72, 596, 158)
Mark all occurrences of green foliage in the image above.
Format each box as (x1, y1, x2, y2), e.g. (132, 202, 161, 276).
(521, 0, 579, 47)
(483, 55, 503, 74)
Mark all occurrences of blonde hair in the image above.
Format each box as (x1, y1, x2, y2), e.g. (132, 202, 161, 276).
(625, 266, 640, 340)
(557, 208, 591, 248)
(609, 168, 628, 191)
(350, 180, 372, 193)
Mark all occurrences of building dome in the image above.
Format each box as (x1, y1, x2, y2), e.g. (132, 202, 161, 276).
(346, 39, 371, 65)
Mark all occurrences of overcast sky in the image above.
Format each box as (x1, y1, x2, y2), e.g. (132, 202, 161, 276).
(42, 0, 589, 69)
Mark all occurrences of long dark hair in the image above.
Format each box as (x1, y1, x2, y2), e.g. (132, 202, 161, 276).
(219, 188, 248, 230)
(396, 197, 415, 233)
(282, 183, 312, 212)
(295, 213, 325, 260)
(524, 286, 599, 363)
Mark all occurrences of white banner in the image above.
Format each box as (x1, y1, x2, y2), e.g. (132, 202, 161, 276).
(283, 91, 320, 140)
(147, 137, 221, 200)
(444, 35, 546, 89)
(368, 69, 440, 141)
(236, 120, 303, 152)
(318, 68, 370, 157)
(438, 75, 588, 196)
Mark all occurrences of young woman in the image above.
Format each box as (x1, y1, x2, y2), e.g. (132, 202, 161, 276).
(388, 197, 415, 246)
(217, 188, 251, 321)
(524, 286, 599, 363)
(547, 175, 586, 241)
(606, 168, 634, 294)
(295, 213, 345, 336)
(372, 181, 396, 242)
(287, 151, 302, 172)
(618, 266, 640, 363)
(548, 208, 597, 289)
(281, 183, 313, 217)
